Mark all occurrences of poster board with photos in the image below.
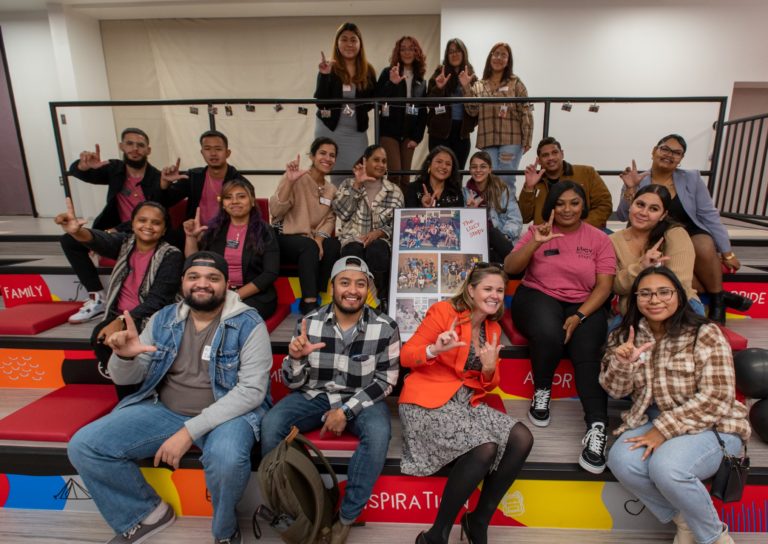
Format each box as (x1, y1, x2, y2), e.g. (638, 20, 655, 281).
(389, 207, 489, 341)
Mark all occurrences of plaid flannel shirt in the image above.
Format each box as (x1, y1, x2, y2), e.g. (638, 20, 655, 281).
(282, 304, 400, 416)
(600, 321, 750, 441)
(333, 178, 404, 248)
(464, 76, 533, 150)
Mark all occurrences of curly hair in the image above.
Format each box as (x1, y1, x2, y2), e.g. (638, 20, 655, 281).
(389, 36, 426, 79)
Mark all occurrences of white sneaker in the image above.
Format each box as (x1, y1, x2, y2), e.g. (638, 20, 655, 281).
(69, 292, 106, 324)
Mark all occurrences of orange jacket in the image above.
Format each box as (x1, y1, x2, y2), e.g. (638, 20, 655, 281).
(399, 301, 501, 409)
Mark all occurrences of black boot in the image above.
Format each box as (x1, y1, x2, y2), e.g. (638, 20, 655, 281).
(708, 292, 726, 325)
(373, 271, 389, 314)
(723, 291, 753, 312)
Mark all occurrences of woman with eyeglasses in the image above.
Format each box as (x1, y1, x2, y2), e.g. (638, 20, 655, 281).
(426, 38, 477, 171)
(405, 146, 464, 208)
(617, 134, 751, 324)
(610, 184, 704, 318)
(315, 22, 377, 185)
(464, 150, 523, 262)
(376, 36, 428, 191)
(463, 42, 533, 194)
(601, 266, 749, 544)
(505, 181, 615, 474)
(400, 263, 533, 544)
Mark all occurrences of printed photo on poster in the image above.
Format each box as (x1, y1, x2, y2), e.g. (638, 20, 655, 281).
(399, 209, 461, 251)
(395, 297, 438, 335)
(440, 253, 483, 294)
(396, 253, 439, 294)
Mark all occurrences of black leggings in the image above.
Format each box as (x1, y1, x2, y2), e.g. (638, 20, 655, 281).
(428, 120, 471, 171)
(91, 316, 140, 401)
(61, 234, 103, 293)
(511, 284, 608, 427)
(276, 234, 339, 300)
(488, 224, 515, 264)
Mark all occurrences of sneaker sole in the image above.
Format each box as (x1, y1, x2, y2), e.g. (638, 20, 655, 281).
(579, 456, 606, 475)
(114, 511, 176, 544)
(68, 311, 105, 324)
(527, 411, 551, 427)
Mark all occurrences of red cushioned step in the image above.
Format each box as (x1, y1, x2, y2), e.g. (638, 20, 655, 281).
(303, 429, 360, 451)
(718, 324, 748, 352)
(480, 393, 507, 414)
(264, 304, 290, 333)
(0, 384, 118, 442)
(500, 310, 528, 346)
(98, 256, 116, 267)
(0, 301, 83, 335)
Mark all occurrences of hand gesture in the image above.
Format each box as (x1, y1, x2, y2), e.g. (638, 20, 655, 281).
(722, 254, 742, 273)
(458, 66, 472, 89)
(288, 318, 327, 359)
(54, 197, 87, 235)
(154, 427, 193, 469)
(477, 332, 502, 372)
(285, 154, 309, 183)
(406, 139, 418, 150)
(533, 212, 565, 244)
(352, 159, 375, 189)
(524, 160, 545, 190)
(318, 51, 333, 74)
(361, 229, 383, 248)
(389, 63, 404, 85)
(619, 160, 649, 189)
(434, 66, 451, 90)
(431, 318, 467, 355)
(160, 158, 189, 189)
(466, 190, 483, 208)
(105, 311, 158, 358)
(640, 238, 670, 269)
(77, 144, 108, 171)
(183, 208, 208, 239)
(421, 184, 437, 207)
(614, 326, 654, 365)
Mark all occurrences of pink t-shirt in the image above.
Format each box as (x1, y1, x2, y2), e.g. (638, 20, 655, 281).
(199, 172, 224, 226)
(514, 222, 616, 302)
(116, 175, 145, 223)
(116, 248, 155, 312)
(223, 223, 247, 288)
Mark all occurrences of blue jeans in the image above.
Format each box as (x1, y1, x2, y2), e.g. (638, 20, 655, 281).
(260, 392, 391, 523)
(68, 399, 255, 539)
(607, 419, 741, 544)
(484, 144, 523, 194)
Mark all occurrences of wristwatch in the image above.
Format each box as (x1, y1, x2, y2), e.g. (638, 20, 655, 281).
(575, 311, 587, 323)
(341, 405, 354, 421)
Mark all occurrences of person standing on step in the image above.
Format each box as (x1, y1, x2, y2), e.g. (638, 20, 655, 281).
(68, 251, 273, 544)
(260, 256, 400, 544)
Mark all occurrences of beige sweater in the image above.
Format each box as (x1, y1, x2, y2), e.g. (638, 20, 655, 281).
(610, 226, 699, 314)
(269, 173, 337, 237)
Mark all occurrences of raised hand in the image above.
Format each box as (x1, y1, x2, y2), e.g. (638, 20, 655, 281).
(77, 144, 109, 171)
(421, 183, 437, 207)
(54, 197, 87, 235)
(160, 158, 189, 189)
(533, 211, 565, 244)
(288, 318, 327, 359)
(434, 66, 451, 89)
(389, 63, 404, 85)
(352, 159, 375, 189)
(465, 190, 483, 208)
(431, 318, 467, 355)
(619, 159, 649, 189)
(640, 238, 670, 269)
(614, 325, 654, 365)
(458, 65, 472, 89)
(285, 154, 309, 183)
(183, 208, 208, 239)
(524, 160, 545, 190)
(318, 51, 333, 74)
(477, 332, 502, 372)
(105, 311, 157, 358)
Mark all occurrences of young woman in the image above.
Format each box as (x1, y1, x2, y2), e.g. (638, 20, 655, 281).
(602, 266, 749, 544)
(617, 133, 751, 323)
(270, 137, 340, 314)
(464, 42, 533, 194)
(314, 22, 376, 185)
(505, 182, 615, 474)
(464, 150, 523, 262)
(184, 177, 279, 319)
(331, 145, 404, 311)
(400, 264, 533, 544)
(426, 38, 477, 171)
(376, 36, 428, 190)
(611, 184, 703, 316)
(404, 146, 464, 208)
(55, 198, 183, 399)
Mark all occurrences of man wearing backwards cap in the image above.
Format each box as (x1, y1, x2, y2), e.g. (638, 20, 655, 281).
(261, 256, 401, 544)
(68, 251, 271, 544)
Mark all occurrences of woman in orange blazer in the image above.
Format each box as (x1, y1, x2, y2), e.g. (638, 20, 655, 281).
(399, 263, 533, 544)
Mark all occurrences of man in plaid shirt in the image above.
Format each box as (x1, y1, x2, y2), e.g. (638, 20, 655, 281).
(260, 256, 400, 544)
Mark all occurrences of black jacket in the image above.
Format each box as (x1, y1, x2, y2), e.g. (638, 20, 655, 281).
(375, 68, 428, 143)
(162, 164, 241, 220)
(404, 178, 465, 208)
(314, 70, 377, 132)
(68, 159, 163, 230)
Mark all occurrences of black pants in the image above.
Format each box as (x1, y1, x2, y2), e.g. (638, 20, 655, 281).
(338, 239, 391, 302)
(488, 224, 515, 264)
(90, 315, 140, 401)
(428, 120, 471, 171)
(61, 233, 103, 292)
(277, 234, 339, 299)
(511, 284, 608, 427)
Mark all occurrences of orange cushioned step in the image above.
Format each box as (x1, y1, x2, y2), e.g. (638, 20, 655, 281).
(499, 310, 528, 346)
(0, 384, 118, 441)
(0, 301, 83, 335)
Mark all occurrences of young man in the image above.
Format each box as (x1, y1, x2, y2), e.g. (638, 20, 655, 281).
(260, 256, 400, 544)
(64, 128, 167, 323)
(520, 136, 613, 229)
(68, 251, 272, 544)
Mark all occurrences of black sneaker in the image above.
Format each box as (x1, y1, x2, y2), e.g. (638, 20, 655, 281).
(528, 388, 551, 427)
(299, 299, 320, 315)
(214, 529, 241, 544)
(106, 502, 175, 543)
(579, 422, 608, 474)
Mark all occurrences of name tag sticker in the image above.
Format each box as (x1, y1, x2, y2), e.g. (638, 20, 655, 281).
(202, 345, 212, 361)
(434, 105, 446, 115)
(499, 86, 509, 92)
(543, 249, 560, 257)
(342, 84, 353, 92)
(320, 196, 332, 206)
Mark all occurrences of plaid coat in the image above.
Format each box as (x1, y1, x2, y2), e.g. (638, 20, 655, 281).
(464, 75, 533, 150)
(333, 178, 404, 248)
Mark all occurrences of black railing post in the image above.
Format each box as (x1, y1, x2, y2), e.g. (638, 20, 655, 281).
(49, 102, 71, 200)
(542, 100, 551, 139)
(208, 103, 216, 131)
(709, 98, 727, 194)
(373, 98, 380, 146)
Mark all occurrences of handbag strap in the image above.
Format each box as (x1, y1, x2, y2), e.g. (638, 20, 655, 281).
(712, 428, 748, 457)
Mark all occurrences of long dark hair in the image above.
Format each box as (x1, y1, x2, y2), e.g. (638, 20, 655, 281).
(130, 201, 170, 243)
(433, 38, 474, 95)
(390, 36, 426, 79)
(416, 146, 462, 198)
(629, 184, 679, 251)
(331, 22, 374, 89)
(481, 42, 514, 81)
(541, 181, 589, 223)
(201, 176, 266, 254)
(608, 266, 708, 348)
(469, 151, 509, 214)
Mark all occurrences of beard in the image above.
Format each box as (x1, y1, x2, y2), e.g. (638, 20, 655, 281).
(184, 289, 226, 312)
(123, 153, 148, 169)
(333, 292, 365, 315)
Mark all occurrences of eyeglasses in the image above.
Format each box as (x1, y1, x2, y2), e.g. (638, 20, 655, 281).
(635, 288, 677, 301)
(447, 49, 462, 55)
(491, 52, 509, 60)
(657, 145, 684, 158)
(469, 163, 490, 170)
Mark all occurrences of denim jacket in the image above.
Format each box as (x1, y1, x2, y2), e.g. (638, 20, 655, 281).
(109, 291, 273, 440)
(463, 178, 523, 243)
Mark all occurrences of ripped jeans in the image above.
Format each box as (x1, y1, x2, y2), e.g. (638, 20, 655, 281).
(484, 144, 523, 195)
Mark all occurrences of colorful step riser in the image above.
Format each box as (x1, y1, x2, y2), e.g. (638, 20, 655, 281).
(1, 472, 767, 532)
